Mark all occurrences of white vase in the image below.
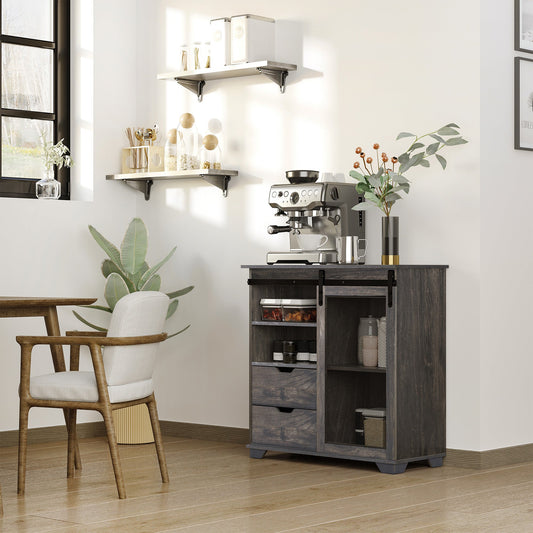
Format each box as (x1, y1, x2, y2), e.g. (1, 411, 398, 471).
(36, 168, 61, 199)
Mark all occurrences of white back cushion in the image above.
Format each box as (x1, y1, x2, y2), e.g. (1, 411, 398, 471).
(104, 291, 169, 386)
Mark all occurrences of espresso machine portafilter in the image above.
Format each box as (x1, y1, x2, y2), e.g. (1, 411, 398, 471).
(266, 172, 365, 264)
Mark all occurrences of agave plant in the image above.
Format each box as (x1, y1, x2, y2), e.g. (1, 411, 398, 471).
(73, 218, 193, 337)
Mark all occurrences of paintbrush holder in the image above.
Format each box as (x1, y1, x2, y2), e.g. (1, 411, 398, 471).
(121, 146, 164, 174)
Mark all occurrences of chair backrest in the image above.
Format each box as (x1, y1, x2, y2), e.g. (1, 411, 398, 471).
(103, 291, 169, 386)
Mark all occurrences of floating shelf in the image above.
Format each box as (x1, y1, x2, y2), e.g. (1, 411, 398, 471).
(106, 169, 238, 200)
(157, 60, 297, 101)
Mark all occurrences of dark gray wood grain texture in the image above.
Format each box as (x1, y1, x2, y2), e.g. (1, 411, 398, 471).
(251, 406, 317, 450)
(394, 267, 446, 459)
(246, 265, 447, 471)
(252, 366, 317, 409)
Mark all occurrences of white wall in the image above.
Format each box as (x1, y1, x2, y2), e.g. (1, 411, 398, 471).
(479, 1, 533, 450)
(0, 0, 139, 431)
(133, 0, 482, 449)
(7, 0, 528, 454)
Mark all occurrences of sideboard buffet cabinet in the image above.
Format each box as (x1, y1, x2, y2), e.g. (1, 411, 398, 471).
(244, 265, 447, 474)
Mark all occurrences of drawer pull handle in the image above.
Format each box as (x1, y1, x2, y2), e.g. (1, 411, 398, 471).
(278, 367, 294, 373)
(277, 407, 294, 413)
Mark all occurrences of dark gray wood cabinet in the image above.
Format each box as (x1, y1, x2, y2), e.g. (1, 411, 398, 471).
(244, 265, 447, 473)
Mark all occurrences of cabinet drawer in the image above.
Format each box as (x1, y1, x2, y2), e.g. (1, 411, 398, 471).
(252, 366, 316, 409)
(251, 405, 316, 450)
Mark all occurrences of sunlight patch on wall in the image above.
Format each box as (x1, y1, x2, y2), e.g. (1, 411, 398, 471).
(71, 0, 94, 201)
(165, 187, 186, 211)
(164, 8, 187, 71)
(189, 185, 227, 227)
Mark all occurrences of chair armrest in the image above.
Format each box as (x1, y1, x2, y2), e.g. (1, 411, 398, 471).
(16, 333, 167, 347)
(66, 331, 107, 337)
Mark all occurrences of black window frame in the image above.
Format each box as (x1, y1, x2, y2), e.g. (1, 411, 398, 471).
(0, 0, 70, 199)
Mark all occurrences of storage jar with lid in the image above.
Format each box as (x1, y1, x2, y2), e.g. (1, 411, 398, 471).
(281, 299, 317, 322)
(230, 14, 275, 64)
(260, 299, 282, 321)
(164, 128, 177, 171)
(177, 113, 200, 170)
(358, 316, 378, 365)
(210, 18, 230, 67)
(200, 134, 221, 169)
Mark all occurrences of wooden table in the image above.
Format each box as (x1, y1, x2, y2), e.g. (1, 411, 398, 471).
(0, 297, 97, 373)
(0, 297, 97, 468)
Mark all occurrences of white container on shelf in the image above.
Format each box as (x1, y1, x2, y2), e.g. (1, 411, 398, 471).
(230, 14, 275, 64)
(210, 18, 231, 67)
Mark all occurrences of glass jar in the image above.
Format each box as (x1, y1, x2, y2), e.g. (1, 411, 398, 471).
(358, 316, 378, 366)
(164, 128, 177, 171)
(282, 341, 297, 364)
(260, 299, 282, 321)
(200, 134, 221, 170)
(36, 167, 60, 199)
(177, 113, 200, 170)
(281, 299, 317, 323)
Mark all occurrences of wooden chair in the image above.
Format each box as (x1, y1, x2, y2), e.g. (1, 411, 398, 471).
(16, 291, 170, 499)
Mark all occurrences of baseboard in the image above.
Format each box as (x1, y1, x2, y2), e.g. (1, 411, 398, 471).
(0, 420, 248, 448)
(1, 421, 529, 470)
(159, 421, 249, 444)
(445, 443, 533, 470)
(0, 421, 106, 448)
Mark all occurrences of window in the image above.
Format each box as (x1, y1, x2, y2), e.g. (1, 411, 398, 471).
(0, 0, 70, 199)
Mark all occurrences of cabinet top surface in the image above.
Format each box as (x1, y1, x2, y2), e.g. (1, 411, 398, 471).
(242, 264, 448, 270)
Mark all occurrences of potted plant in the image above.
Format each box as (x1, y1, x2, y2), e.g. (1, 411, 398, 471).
(74, 218, 193, 337)
(74, 218, 193, 444)
(36, 136, 73, 200)
(349, 123, 467, 264)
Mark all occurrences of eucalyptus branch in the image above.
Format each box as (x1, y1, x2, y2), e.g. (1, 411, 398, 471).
(349, 123, 467, 217)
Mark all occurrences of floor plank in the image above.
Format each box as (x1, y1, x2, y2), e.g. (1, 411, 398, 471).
(0, 437, 532, 532)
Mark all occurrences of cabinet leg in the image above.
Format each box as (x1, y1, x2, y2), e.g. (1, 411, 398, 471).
(249, 448, 267, 459)
(428, 457, 443, 468)
(376, 462, 407, 474)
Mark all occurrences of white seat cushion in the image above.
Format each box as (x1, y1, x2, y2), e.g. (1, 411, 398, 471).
(30, 371, 154, 404)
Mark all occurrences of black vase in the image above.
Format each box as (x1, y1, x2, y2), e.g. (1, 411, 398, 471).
(381, 216, 399, 265)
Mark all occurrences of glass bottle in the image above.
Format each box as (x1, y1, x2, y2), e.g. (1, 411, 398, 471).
(202, 41, 211, 68)
(36, 167, 60, 199)
(192, 42, 201, 69)
(200, 134, 221, 170)
(358, 316, 378, 366)
(164, 128, 177, 171)
(177, 113, 199, 170)
(180, 44, 188, 71)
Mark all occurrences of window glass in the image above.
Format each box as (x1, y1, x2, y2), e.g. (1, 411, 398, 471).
(1, 117, 52, 178)
(1, 44, 53, 112)
(2, 0, 53, 41)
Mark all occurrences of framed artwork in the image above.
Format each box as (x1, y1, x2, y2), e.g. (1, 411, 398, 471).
(515, 57, 533, 150)
(516, 0, 533, 52)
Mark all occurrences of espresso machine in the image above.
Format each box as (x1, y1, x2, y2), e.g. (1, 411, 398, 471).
(266, 171, 365, 264)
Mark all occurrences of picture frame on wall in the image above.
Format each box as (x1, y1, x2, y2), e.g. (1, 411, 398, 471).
(515, 57, 533, 150)
(516, 0, 533, 53)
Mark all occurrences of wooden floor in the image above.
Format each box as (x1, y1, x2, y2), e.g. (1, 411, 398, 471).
(0, 436, 532, 532)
